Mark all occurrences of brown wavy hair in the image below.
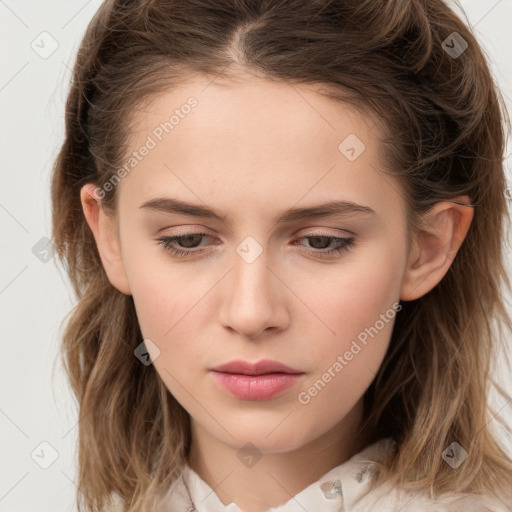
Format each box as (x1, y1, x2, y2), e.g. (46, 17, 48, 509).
(50, 0, 512, 510)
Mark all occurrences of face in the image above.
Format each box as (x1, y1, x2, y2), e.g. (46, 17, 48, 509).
(103, 75, 410, 453)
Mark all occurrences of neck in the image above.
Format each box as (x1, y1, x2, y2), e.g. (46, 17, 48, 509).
(187, 397, 371, 512)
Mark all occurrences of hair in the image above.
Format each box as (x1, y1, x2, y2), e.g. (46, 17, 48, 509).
(50, 0, 512, 510)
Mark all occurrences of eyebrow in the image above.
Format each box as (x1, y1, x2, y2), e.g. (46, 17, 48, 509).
(139, 197, 376, 225)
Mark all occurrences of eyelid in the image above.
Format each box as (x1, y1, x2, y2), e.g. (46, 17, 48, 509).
(156, 224, 215, 235)
(299, 227, 354, 237)
(155, 216, 361, 257)
(157, 225, 354, 238)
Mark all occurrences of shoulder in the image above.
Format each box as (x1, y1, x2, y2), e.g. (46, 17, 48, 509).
(351, 481, 511, 511)
(153, 473, 190, 511)
(348, 438, 511, 512)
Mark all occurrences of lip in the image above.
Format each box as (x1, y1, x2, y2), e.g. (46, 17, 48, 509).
(209, 359, 305, 401)
(209, 359, 303, 375)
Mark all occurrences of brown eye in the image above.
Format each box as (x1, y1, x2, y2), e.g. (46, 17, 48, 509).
(156, 232, 212, 257)
(295, 234, 355, 256)
(155, 232, 356, 258)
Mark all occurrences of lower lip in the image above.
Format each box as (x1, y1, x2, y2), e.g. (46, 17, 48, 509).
(210, 371, 304, 400)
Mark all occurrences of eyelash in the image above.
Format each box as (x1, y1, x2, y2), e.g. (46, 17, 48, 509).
(155, 231, 355, 258)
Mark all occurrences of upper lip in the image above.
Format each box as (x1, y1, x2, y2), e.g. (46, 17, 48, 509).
(210, 359, 304, 375)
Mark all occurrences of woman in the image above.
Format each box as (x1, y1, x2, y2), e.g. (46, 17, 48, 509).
(51, 0, 512, 510)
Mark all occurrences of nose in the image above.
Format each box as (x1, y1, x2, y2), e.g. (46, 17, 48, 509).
(218, 247, 290, 341)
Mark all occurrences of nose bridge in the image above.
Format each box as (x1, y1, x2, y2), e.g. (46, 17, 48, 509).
(232, 234, 274, 302)
(218, 234, 287, 338)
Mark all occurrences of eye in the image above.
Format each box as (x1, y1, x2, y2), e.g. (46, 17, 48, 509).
(155, 231, 356, 258)
(155, 232, 213, 257)
(294, 233, 355, 256)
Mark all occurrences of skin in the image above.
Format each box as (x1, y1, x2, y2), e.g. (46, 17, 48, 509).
(80, 73, 473, 511)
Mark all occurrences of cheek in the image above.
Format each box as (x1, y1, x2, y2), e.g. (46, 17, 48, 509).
(294, 251, 403, 415)
(302, 251, 402, 348)
(128, 269, 174, 341)
(123, 242, 210, 340)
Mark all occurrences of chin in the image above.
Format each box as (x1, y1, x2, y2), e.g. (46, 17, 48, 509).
(212, 420, 315, 453)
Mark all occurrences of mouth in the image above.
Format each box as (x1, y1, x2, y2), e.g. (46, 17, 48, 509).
(209, 358, 304, 376)
(209, 359, 305, 400)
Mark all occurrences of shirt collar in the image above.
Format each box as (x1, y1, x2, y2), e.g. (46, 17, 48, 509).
(158, 437, 397, 512)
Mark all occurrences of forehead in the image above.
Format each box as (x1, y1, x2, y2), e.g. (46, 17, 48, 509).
(128, 74, 377, 148)
(117, 74, 405, 226)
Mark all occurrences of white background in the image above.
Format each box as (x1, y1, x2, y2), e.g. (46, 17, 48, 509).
(1, 1, 511, 511)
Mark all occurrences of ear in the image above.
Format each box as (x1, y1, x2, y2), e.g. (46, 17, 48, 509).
(400, 195, 474, 302)
(80, 183, 132, 296)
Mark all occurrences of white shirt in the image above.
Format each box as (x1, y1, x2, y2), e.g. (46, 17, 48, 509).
(154, 437, 510, 511)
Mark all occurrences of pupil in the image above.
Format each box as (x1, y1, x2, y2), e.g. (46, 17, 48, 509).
(309, 236, 329, 249)
(180, 234, 202, 248)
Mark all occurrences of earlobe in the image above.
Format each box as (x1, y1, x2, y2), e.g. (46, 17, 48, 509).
(400, 196, 474, 302)
(80, 183, 132, 296)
